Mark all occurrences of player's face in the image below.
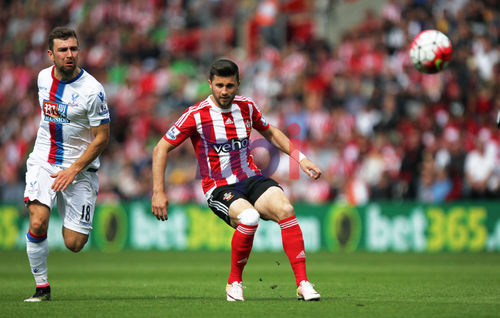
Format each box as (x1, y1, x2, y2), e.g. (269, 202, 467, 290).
(48, 37, 80, 80)
(209, 75, 239, 109)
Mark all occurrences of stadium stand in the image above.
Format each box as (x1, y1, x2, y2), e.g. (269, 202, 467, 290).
(0, 0, 499, 204)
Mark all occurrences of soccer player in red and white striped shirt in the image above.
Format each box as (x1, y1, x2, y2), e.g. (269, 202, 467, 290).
(152, 59, 321, 301)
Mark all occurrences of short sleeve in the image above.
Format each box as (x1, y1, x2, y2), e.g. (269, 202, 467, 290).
(163, 110, 195, 146)
(88, 87, 110, 126)
(251, 102, 270, 132)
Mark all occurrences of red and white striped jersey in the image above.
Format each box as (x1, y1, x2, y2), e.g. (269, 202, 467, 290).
(28, 66, 110, 169)
(164, 95, 270, 196)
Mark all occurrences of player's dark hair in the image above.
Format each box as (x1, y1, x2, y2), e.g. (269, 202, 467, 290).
(209, 59, 239, 82)
(48, 26, 79, 51)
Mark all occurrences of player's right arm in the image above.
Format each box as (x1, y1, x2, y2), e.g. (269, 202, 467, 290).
(152, 139, 177, 221)
(152, 106, 197, 220)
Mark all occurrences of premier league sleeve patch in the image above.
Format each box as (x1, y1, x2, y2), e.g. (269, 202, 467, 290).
(166, 126, 181, 140)
(98, 102, 109, 116)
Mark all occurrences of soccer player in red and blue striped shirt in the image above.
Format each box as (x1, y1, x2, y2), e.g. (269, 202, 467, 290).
(23, 26, 110, 302)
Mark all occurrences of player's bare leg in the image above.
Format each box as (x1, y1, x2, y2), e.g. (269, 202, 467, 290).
(62, 227, 89, 253)
(25, 201, 51, 302)
(255, 186, 320, 301)
(225, 199, 260, 301)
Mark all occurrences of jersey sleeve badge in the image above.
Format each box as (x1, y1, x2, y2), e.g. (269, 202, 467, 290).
(166, 126, 181, 140)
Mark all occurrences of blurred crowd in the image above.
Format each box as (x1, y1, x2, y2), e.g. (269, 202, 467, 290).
(1, 0, 499, 205)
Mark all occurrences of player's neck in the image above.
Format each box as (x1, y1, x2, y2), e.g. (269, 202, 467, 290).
(53, 66, 81, 82)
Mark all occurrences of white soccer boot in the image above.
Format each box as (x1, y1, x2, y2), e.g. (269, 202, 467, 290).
(296, 280, 321, 301)
(226, 281, 245, 301)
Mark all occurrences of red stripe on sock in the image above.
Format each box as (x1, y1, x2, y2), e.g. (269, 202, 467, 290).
(28, 229, 47, 239)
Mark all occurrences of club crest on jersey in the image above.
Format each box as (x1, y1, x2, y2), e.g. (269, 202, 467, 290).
(166, 126, 181, 140)
(223, 192, 234, 201)
(245, 120, 251, 132)
(213, 137, 249, 153)
(43, 100, 69, 123)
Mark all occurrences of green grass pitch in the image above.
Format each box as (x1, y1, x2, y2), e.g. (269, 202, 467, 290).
(1, 250, 499, 317)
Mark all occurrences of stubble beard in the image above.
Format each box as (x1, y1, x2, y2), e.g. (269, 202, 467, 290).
(214, 95, 234, 109)
(56, 62, 77, 80)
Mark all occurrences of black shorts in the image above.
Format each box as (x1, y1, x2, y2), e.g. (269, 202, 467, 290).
(206, 175, 282, 226)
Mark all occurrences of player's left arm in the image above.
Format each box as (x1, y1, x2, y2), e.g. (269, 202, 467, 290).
(51, 123, 110, 192)
(259, 125, 322, 180)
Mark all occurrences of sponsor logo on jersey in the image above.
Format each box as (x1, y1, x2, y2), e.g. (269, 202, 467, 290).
(43, 100, 69, 123)
(213, 137, 249, 153)
(166, 126, 181, 140)
(223, 192, 234, 201)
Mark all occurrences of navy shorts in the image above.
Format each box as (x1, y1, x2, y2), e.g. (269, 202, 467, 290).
(206, 175, 281, 226)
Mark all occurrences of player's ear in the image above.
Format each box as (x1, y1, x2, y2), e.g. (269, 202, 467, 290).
(47, 50, 54, 62)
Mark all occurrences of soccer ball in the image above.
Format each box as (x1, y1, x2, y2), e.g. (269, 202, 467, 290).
(409, 30, 452, 74)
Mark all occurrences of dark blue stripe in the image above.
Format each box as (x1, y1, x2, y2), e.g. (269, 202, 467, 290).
(59, 68, 84, 84)
(55, 124, 64, 164)
(54, 79, 65, 102)
(100, 118, 110, 125)
(54, 82, 66, 164)
(26, 232, 47, 243)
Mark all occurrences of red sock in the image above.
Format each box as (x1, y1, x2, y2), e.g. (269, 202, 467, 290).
(279, 215, 308, 286)
(228, 224, 257, 284)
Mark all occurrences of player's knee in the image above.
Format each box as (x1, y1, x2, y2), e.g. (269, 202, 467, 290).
(64, 238, 88, 253)
(65, 242, 84, 253)
(277, 203, 295, 220)
(29, 219, 48, 234)
(237, 208, 260, 226)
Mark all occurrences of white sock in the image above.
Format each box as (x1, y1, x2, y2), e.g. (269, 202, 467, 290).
(26, 235, 49, 286)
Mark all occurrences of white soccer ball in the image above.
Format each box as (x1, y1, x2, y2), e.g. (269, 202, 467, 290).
(409, 30, 452, 74)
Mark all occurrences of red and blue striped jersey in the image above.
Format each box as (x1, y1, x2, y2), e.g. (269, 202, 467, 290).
(28, 66, 110, 169)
